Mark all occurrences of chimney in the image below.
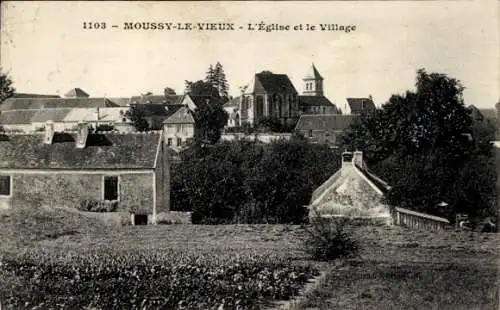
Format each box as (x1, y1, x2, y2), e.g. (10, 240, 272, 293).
(353, 150, 363, 168)
(76, 122, 89, 149)
(341, 151, 353, 169)
(44, 120, 55, 144)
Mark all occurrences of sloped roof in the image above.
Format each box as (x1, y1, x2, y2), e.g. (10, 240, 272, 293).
(346, 98, 376, 114)
(295, 114, 360, 132)
(105, 97, 130, 107)
(299, 95, 337, 108)
(223, 96, 240, 108)
(63, 108, 99, 122)
(303, 64, 323, 80)
(188, 95, 222, 108)
(0, 132, 161, 169)
(0, 110, 38, 125)
(12, 93, 60, 99)
(479, 108, 497, 120)
(65, 88, 90, 98)
(164, 106, 195, 124)
(164, 95, 184, 105)
(130, 95, 168, 105)
(0, 98, 118, 111)
(254, 72, 297, 94)
(31, 109, 72, 123)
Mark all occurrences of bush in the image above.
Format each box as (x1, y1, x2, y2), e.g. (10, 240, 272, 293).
(95, 124, 115, 132)
(303, 215, 359, 261)
(79, 199, 118, 212)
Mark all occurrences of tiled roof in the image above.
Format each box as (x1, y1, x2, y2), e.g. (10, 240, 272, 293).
(0, 132, 161, 169)
(295, 114, 360, 132)
(254, 72, 297, 94)
(0, 110, 38, 125)
(346, 98, 376, 114)
(130, 95, 169, 105)
(31, 109, 72, 123)
(0, 98, 118, 111)
(164, 95, 184, 105)
(164, 106, 195, 124)
(303, 64, 323, 80)
(12, 93, 60, 99)
(188, 95, 222, 108)
(299, 95, 337, 108)
(105, 97, 130, 107)
(65, 88, 90, 98)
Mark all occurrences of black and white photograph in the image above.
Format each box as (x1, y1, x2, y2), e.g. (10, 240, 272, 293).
(0, 1, 498, 309)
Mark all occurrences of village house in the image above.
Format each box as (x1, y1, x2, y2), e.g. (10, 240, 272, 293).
(308, 151, 392, 221)
(163, 106, 195, 150)
(345, 97, 376, 115)
(294, 114, 359, 146)
(0, 123, 169, 225)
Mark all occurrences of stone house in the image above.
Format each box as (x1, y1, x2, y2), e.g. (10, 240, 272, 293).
(294, 114, 359, 145)
(308, 151, 392, 221)
(0, 123, 169, 224)
(163, 106, 195, 150)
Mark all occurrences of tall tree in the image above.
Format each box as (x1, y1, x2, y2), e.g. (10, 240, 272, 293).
(0, 69, 15, 103)
(205, 65, 216, 88)
(185, 80, 220, 98)
(213, 62, 229, 100)
(341, 69, 495, 220)
(124, 105, 150, 132)
(192, 98, 228, 144)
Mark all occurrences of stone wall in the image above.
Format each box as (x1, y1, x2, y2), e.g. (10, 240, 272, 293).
(0, 171, 155, 214)
(220, 133, 292, 143)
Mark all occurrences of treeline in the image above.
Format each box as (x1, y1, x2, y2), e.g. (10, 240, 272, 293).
(170, 138, 340, 224)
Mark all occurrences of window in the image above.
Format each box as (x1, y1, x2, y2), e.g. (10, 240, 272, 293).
(167, 138, 172, 146)
(308, 130, 313, 138)
(103, 176, 119, 201)
(0, 175, 11, 196)
(177, 138, 182, 146)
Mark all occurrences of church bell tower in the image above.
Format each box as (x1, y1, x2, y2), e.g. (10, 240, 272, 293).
(302, 63, 324, 96)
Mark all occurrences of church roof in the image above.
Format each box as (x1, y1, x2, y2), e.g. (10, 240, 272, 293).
(298, 95, 338, 109)
(253, 71, 297, 94)
(303, 64, 323, 80)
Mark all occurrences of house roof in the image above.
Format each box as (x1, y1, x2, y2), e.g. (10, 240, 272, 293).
(295, 114, 360, 132)
(223, 96, 240, 108)
(164, 95, 184, 105)
(164, 106, 195, 124)
(299, 95, 337, 108)
(130, 95, 169, 105)
(65, 88, 90, 98)
(253, 72, 298, 94)
(0, 97, 118, 111)
(479, 108, 497, 120)
(0, 110, 38, 125)
(346, 98, 376, 114)
(188, 95, 222, 108)
(303, 64, 323, 80)
(11, 93, 60, 99)
(31, 109, 72, 123)
(0, 132, 162, 169)
(105, 97, 131, 107)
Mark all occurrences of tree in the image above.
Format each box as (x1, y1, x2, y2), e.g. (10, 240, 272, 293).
(213, 62, 229, 100)
(184, 80, 220, 98)
(0, 69, 15, 103)
(192, 98, 228, 144)
(124, 105, 150, 132)
(205, 65, 216, 87)
(164, 87, 176, 96)
(341, 69, 495, 220)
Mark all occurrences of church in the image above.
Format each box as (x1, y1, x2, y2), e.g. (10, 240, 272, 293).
(224, 64, 339, 127)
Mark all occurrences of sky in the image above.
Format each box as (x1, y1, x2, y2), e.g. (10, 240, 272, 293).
(1, 1, 498, 109)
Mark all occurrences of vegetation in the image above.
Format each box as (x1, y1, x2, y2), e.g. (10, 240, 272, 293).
(124, 104, 150, 132)
(205, 62, 229, 101)
(164, 87, 176, 96)
(341, 69, 497, 221)
(78, 198, 118, 212)
(0, 68, 15, 103)
(95, 124, 115, 132)
(304, 216, 359, 261)
(171, 138, 340, 224)
(192, 98, 229, 145)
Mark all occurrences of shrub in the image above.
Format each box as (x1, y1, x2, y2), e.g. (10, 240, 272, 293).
(303, 215, 359, 261)
(79, 199, 118, 212)
(95, 124, 115, 132)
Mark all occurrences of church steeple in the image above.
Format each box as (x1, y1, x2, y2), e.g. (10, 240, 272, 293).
(302, 63, 324, 96)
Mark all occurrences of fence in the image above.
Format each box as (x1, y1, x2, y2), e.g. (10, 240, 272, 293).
(393, 207, 450, 231)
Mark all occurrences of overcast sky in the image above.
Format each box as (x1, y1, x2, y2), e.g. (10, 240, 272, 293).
(1, 1, 498, 109)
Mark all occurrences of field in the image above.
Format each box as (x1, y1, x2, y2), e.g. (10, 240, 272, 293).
(0, 205, 499, 309)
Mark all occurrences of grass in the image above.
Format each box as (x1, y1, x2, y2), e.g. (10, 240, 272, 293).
(0, 204, 498, 309)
